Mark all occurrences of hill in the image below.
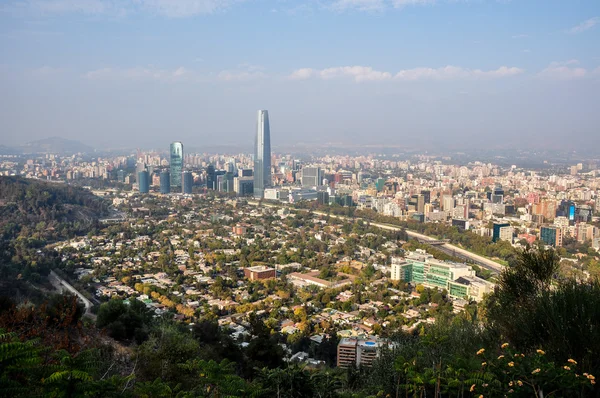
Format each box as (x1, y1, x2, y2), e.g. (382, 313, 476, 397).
(19, 136, 94, 154)
(0, 177, 109, 297)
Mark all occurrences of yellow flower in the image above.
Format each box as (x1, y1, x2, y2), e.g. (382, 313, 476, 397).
(497, 355, 504, 360)
(479, 395, 484, 398)
(531, 368, 541, 374)
(470, 384, 476, 392)
(568, 359, 577, 365)
(509, 389, 514, 393)
(587, 374, 595, 380)
(517, 380, 523, 387)
(501, 343, 509, 349)
(477, 348, 485, 355)
(481, 362, 487, 367)
(536, 349, 545, 355)
(508, 362, 515, 367)
(591, 380, 596, 385)
(564, 366, 571, 371)
(509, 381, 513, 387)
(483, 383, 488, 388)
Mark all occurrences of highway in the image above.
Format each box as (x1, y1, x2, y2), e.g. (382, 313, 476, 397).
(248, 201, 505, 274)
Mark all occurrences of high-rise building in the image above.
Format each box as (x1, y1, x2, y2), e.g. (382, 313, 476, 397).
(301, 167, 321, 187)
(170, 142, 184, 188)
(492, 222, 510, 242)
(206, 165, 216, 190)
(234, 176, 254, 196)
(137, 170, 150, 193)
(160, 170, 170, 194)
(408, 194, 425, 214)
(317, 191, 329, 205)
(540, 226, 562, 247)
(254, 110, 271, 198)
(182, 171, 193, 194)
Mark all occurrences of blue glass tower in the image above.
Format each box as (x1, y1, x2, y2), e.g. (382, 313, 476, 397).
(138, 170, 150, 193)
(160, 170, 170, 194)
(182, 171, 193, 194)
(170, 142, 183, 188)
(253, 110, 271, 198)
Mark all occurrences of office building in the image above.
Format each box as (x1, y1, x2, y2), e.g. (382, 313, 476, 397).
(234, 176, 254, 196)
(117, 170, 125, 183)
(421, 190, 431, 204)
(182, 171, 193, 194)
(137, 170, 150, 193)
(159, 170, 170, 194)
(442, 195, 455, 212)
(301, 167, 322, 187)
(498, 225, 513, 243)
(244, 265, 276, 281)
(452, 219, 470, 231)
(391, 250, 493, 301)
(239, 168, 253, 177)
(206, 165, 216, 190)
(317, 191, 329, 205)
(254, 110, 271, 198)
(492, 222, 510, 242)
(170, 142, 184, 188)
(408, 194, 425, 214)
(540, 226, 562, 247)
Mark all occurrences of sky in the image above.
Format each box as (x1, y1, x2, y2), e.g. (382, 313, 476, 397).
(0, 0, 599, 152)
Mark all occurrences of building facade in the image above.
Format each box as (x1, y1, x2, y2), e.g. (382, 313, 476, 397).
(170, 142, 184, 188)
(137, 170, 150, 193)
(254, 110, 271, 198)
(540, 225, 562, 247)
(391, 250, 493, 301)
(159, 170, 170, 194)
(182, 171, 193, 194)
(244, 265, 276, 281)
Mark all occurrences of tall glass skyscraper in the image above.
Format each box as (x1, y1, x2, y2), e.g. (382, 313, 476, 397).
(137, 170, 150, 193)
(170, 142, 183, 188)
(253, 110, 271, 198)
(160, 170, 170, 194)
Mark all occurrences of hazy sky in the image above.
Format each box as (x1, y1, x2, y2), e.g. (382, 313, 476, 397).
(1, 0, 599, 151)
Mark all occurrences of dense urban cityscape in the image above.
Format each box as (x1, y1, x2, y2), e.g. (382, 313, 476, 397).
(2, 0, 600, 396)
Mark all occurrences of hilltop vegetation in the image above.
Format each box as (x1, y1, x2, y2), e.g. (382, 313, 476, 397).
(0, 177, 108, 298)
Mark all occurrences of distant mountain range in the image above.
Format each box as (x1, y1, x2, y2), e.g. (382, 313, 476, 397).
(0, 137, 94, 155)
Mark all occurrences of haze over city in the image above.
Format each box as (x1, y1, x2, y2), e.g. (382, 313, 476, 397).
(1, 0, 599, 150)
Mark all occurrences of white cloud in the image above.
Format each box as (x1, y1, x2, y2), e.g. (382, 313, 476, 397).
(132, 0, 232, 17)
(329, 0, 386, 12)
(392, 0, 435, 9)
(289, 68, 316, 80)
(217, 70, 266, 81)
(394, 65, 524, 80)
(289, 66, 392, 82)
(8, 0, 233, 17)
(84, 66, 190, 81)
(568, 17, 599, 34)
(289, 65, 523, 82)
(537, 61, 588, 80)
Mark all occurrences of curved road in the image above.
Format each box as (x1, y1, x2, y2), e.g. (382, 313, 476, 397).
(49, 270, 96, 320)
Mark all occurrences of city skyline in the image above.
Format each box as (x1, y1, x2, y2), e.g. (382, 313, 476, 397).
(1, 1, 599, 150)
